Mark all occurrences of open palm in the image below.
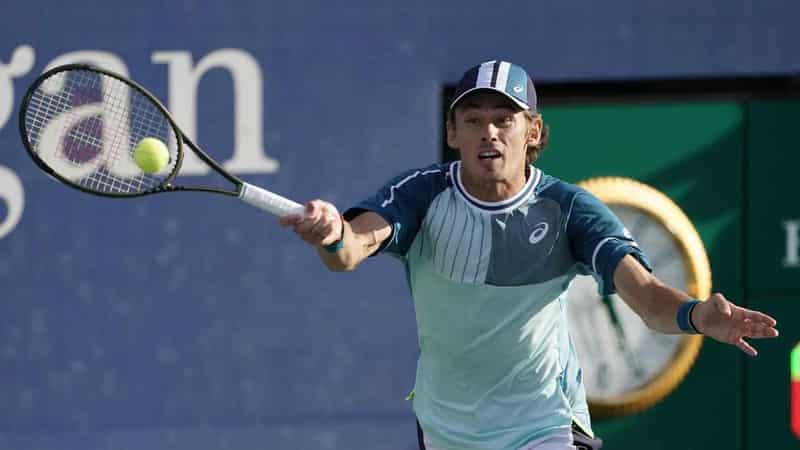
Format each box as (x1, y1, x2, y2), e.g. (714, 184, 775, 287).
(693, 293, 779, 356)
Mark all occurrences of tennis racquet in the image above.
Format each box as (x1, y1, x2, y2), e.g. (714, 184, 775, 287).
(18, 63, 304, 217)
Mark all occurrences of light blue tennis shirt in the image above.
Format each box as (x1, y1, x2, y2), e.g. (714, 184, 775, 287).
(345, 162, 651, 450)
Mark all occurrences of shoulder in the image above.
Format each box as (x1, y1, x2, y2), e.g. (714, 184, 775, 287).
(387, 162, 451, 184)
(536, 171, 592, 207)
(380, 162, 452, 199)
(346, 162, 453, 220)
(534, 171, 614, 227)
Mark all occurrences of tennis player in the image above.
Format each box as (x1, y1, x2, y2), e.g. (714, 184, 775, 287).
(280, 60, 779, 450)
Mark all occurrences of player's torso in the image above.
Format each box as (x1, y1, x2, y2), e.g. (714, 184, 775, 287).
(405, 163, 579, 359)
(406, 163, 585, 448)
(408, 162, 575, 287)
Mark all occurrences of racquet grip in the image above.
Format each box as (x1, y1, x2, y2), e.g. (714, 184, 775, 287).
(239, 182, 305, 217)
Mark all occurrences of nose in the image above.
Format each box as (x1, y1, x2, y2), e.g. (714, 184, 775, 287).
(480, 122, 499, 141)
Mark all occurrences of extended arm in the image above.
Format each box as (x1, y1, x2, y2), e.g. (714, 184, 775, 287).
(613, 255, 779, 356)
(279, 200, 392, 271)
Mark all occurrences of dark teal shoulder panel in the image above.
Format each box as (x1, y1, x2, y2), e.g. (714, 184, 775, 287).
(537, 174, 652, 294)
(344, 162, 452, 257)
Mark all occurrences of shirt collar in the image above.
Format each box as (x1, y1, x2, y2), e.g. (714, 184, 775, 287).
(450, 161, 540, 213)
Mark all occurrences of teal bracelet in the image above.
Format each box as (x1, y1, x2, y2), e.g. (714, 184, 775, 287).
(677, 299, 701, 334)
(324, 238, 344, 253)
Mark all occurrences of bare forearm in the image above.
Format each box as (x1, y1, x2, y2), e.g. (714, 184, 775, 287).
(280, 203, 392, 272)
(614, 253, 779, 354)
(317, 220, 382, 271)
(614, 255, 693, 334)
(626, 279, 692, 334)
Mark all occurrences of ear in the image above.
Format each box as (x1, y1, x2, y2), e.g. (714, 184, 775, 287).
(446, 120, 459, 150)
(526, 115, 543, 147)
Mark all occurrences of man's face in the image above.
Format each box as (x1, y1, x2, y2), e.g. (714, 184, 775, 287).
(447, 91, 540, 186)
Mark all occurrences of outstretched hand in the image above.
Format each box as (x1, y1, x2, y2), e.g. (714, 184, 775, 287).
(693, 293, 779, 356)
(278, 199, 343, 248)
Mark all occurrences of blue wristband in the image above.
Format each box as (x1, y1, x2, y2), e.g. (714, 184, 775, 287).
(677, 299, 701, 334)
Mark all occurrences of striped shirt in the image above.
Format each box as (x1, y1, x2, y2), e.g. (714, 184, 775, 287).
(345, 162, 651, 450)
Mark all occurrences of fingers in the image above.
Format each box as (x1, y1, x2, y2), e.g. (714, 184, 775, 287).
(743, 309, 778, 327)
(743, 319, 779, 339)
(699, 294, 779, 354)
(736, 337, 758, 357)
(309, 219, 340, 246)
(754, 326, 780, 338)
(297, 216, 336, 243)
(278, 214, 303, 227)
(735, 305, 779, 339)
(284, 200, 342, 247)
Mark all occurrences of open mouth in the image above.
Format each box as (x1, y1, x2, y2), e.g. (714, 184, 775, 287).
(478, 150, 501, 160)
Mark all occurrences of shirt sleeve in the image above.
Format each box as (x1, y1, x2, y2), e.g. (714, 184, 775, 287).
(567, 189, 653, 295)
(343, 165, 445, 258)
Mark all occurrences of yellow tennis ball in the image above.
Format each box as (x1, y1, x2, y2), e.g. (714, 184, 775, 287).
(133, 137, 169, 174)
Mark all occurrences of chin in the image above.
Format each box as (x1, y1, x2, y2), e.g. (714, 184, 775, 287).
(481, 170, 504, 181)
(462, 162, 501, 180)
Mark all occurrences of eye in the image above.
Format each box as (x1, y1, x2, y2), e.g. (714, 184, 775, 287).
(496, 115, 515, 127)
(464, 117, 480, 125)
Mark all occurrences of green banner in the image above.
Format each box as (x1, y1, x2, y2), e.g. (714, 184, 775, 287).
(747, 101, 800, 292)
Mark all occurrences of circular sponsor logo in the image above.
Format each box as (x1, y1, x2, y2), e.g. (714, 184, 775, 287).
(529, 222, 549, 244)
(512, 84, 524, 93)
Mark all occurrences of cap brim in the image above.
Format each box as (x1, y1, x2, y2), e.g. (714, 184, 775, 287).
(448, 87, 530, 112)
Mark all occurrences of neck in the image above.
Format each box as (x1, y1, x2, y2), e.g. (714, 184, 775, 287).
(459, 164, 530, 202)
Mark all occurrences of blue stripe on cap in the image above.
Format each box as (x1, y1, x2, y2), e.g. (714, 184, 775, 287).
(490, 61, 500, 86)
(462, 66, 479, 90)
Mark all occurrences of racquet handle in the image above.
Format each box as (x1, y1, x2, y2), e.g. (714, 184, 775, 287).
(239, 182, 305, 217)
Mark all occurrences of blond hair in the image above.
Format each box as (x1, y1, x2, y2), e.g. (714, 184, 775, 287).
(523, 111, 549, 165)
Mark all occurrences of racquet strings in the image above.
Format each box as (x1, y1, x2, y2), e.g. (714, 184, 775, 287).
(23, 68, 180, 195)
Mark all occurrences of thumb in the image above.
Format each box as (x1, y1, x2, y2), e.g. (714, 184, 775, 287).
(711, 293, 732, 317)
(305, 201, 319, 219)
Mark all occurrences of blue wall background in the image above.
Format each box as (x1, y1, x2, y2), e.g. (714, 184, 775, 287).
(1, 1, 798, 449)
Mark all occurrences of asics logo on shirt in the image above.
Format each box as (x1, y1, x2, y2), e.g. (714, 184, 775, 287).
(529, 222, 549, 244)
